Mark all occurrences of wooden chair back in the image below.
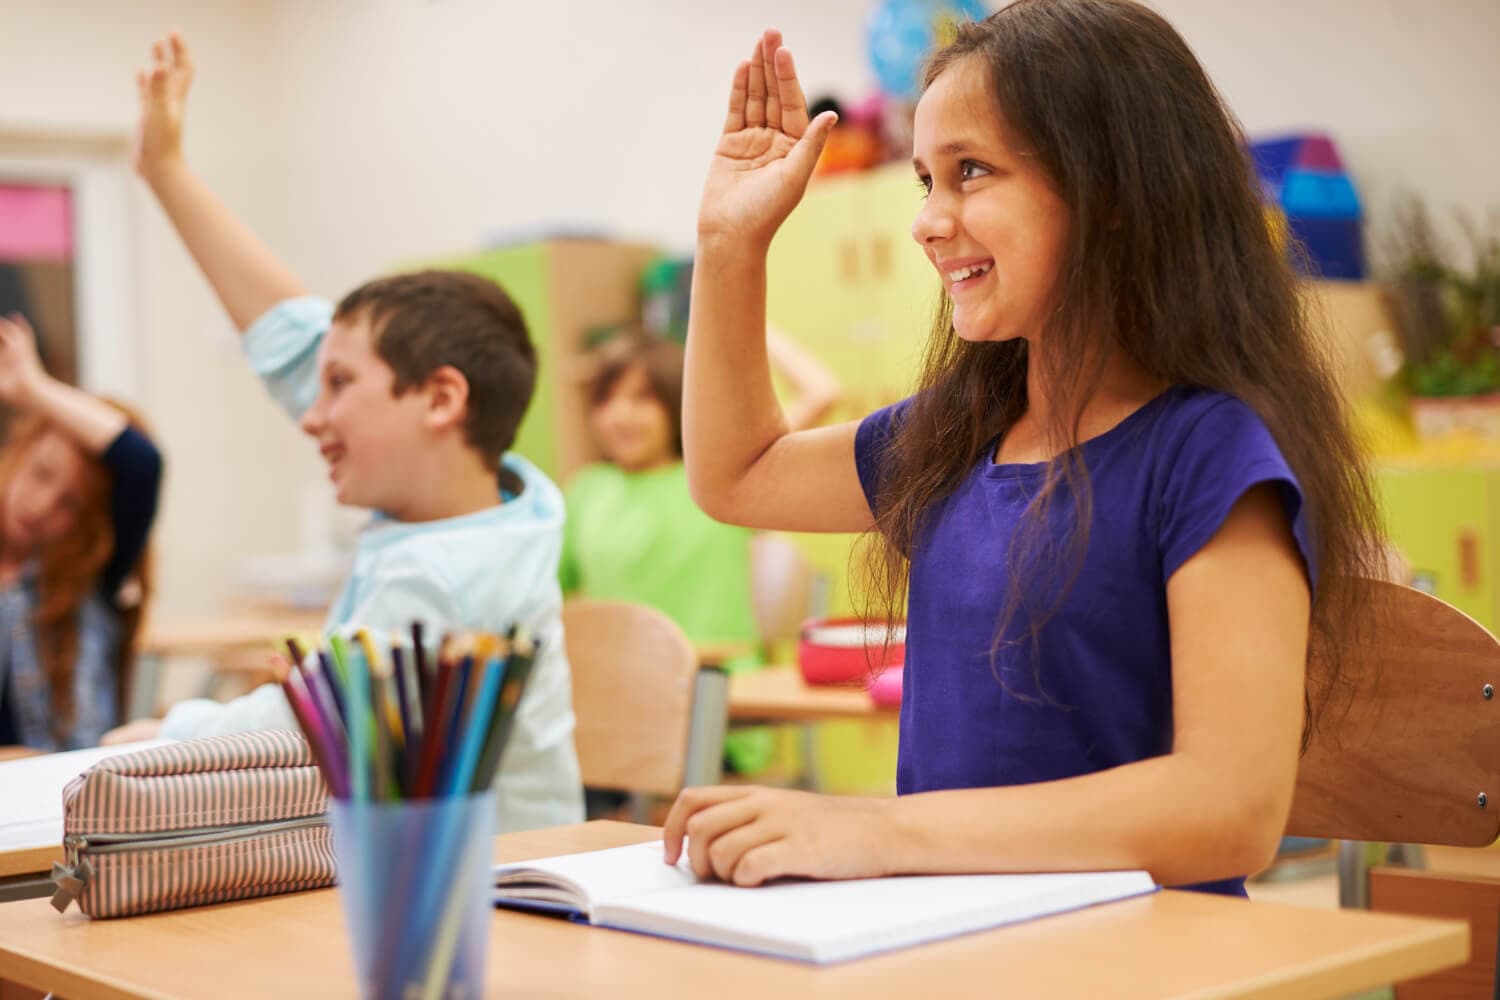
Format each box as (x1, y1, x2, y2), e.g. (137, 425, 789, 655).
(1288, 580, 1500, 847)
(563, 599, 704, 798)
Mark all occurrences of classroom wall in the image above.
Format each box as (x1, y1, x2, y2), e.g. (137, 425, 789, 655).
(1, 0, 1496, 623)
(0, 0, 317, 622)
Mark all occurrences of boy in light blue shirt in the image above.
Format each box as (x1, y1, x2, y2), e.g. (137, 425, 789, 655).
(105, 31, 583, 831)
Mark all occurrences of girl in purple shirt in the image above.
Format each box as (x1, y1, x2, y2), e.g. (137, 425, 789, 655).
(663, 0, 1384, 896)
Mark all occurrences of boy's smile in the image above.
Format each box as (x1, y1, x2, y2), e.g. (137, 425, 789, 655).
(299, 314, 430, 512)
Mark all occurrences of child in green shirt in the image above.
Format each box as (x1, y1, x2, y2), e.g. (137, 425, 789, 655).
(561, 329, 840, 774)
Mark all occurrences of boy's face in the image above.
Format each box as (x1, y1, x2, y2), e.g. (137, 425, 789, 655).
(299, 314, 431, 512)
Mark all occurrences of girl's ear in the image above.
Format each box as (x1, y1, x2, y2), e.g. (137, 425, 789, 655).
(422, 365, 471, 433)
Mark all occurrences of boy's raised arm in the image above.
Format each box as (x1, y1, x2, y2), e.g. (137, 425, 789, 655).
(134, 31, 306, 332)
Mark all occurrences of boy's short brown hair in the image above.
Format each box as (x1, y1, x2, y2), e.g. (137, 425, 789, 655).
(334, 270, 535, 468)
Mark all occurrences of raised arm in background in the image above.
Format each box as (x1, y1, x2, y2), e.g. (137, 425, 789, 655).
(134, 31, 305, 331)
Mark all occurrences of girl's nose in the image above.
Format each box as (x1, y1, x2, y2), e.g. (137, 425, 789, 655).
(912, 191, 957, 246)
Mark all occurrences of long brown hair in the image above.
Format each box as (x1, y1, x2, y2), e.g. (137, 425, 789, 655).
(861, 0, 1384, 743)
(0, 403, 155, 740)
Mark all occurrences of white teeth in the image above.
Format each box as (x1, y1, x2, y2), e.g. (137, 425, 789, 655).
(947, 263, 991, 282)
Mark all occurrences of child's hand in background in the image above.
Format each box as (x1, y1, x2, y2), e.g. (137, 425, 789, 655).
(0, 314, 48, 410)
(698, 29, 838, 252)
(662, 785, 898, 887)
(101, 718, 164, 746)
(133, 30, 194, 180)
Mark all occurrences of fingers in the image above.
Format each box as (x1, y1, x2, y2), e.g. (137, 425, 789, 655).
(723, 61, 749, 134)
(6, 313, 35, 338)
(761, 30, 782, 138)
(774, 46, 811, 138)
(744, 38, 767, 129)
(169, 29, 193, 77)
(728, 841, 789, 887)
(706, 821, 785, 885)
(683, 795, 763, 879)
(785, 110, 840, 182)
(662, 785, 752, 863)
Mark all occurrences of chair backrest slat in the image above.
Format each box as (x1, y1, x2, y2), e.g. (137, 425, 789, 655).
(1288, 580, 1500, 846)
(563, 599, 700, 798)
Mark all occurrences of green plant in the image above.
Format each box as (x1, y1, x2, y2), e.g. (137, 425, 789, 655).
(1383, 195, 1500, 397)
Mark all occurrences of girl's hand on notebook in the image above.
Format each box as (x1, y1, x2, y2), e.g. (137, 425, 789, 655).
(697, 29, 838, 252)
(662, 785, 895, 886)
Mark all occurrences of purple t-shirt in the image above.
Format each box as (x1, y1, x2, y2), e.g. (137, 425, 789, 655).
(854, 386, 1313, 897)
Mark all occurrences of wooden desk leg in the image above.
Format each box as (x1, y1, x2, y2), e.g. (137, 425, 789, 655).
(683, 668, 727, 788)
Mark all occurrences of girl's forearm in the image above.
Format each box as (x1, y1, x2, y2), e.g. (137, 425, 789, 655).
(880, 752, 1291, 887)
(20, 374, 128, 456)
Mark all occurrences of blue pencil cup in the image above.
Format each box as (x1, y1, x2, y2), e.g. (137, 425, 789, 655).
(329, 792, 495, 1000)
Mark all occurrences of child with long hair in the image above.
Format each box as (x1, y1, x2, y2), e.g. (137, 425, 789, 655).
(664, 2, 1384, 896)
(0, 314, 162, 750)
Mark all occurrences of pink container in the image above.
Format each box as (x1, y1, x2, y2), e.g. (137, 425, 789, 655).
(797, 618, 905, 685)
(867, 665, 903, 707)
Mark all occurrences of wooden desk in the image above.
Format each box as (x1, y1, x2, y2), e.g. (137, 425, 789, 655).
(139, 611, 328, 659)
(0, 821, 1468, 999)
(728, 665, 896, 723)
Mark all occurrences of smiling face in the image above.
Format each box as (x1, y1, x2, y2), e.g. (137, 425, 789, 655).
(590, 363, 677, 473)
(911, 58, 1070, 345)
(298, 313, 431, 510)
(1, 430, 89, 557)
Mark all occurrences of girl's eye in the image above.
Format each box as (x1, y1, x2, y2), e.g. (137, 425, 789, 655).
(915, 174, 932, 198)
(960, 160, 991, 182)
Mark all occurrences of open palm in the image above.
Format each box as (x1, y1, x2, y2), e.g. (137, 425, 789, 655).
(133, 30, 195, 177)
(699, 30, 837, 248)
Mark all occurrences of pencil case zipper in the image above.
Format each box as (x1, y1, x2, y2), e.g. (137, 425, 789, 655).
(51, 813, 329, 913)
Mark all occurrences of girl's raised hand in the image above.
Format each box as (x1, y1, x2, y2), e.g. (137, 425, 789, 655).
(698, 30, 838, 251)
(0, 314, 47, 409)
(133, 30, 195, 180)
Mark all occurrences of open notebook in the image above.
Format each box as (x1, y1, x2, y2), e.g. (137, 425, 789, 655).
(0, 741, 174, 857)
(493, 840, 1157, 964)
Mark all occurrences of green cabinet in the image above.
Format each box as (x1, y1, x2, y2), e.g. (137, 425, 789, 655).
(1375, 462, 1498, 630)
(767, 165, 938, 618)
(427, 240, 660, 481)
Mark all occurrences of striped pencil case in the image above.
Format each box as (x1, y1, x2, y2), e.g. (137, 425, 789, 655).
(50, 730, 336, 919)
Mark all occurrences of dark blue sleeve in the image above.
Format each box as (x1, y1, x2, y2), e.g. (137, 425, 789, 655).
(853, 398, 912, 516)
(1157, 397, 1315, 590)
(98, 425, 164, 603)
